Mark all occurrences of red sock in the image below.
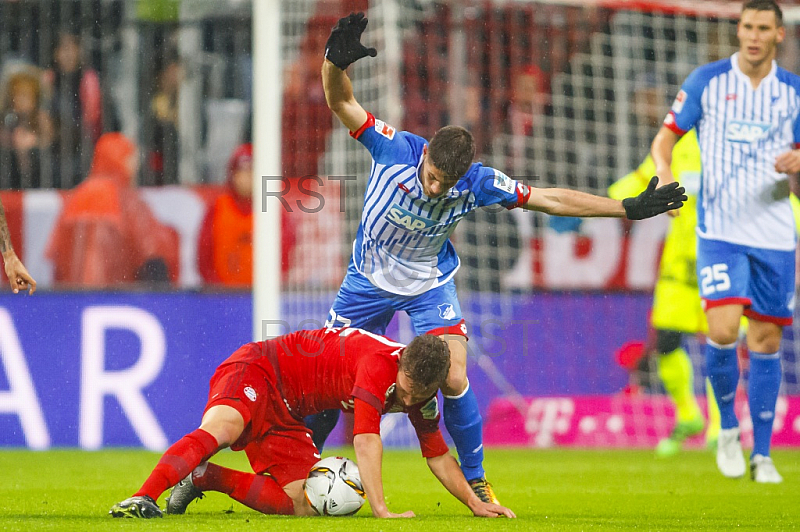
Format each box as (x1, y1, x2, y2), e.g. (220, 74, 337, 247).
(134, 429, 218, 500)
(194, 462, 294, 515)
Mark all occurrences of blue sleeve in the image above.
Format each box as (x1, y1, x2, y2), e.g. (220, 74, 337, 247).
(793, 114, 800, 147)
(776, 70, 800, 147)
(351, 112, 414, 163)
(664, 67, 706, 135)
(793, 102, 800, 147)
(473, 167, 532, 209)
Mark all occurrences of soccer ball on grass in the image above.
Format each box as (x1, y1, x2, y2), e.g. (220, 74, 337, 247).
(304, 456, 366, 516)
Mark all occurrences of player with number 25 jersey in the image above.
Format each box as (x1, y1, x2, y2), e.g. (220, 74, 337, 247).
(652, 0, 800, 483)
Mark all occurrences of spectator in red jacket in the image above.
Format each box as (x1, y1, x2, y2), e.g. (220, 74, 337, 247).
(198, 143, 296, 287)
(197, 143, 254, 287)
(47, 132, 179, 287)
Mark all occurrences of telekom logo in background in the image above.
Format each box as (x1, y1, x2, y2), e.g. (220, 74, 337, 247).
(485, 396, 800, 448)
(524, 398, 575, 447)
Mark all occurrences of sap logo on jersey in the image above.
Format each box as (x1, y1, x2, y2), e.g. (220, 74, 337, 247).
(725, 120, 771, 143)
(386, 205, 436, 231)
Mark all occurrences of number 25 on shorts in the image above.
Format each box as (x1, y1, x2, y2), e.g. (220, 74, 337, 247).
(700, 264, 730, 296)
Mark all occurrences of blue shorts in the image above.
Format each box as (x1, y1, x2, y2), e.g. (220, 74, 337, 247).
(326, 261, 467, 337)
(697, 237, 795, 325)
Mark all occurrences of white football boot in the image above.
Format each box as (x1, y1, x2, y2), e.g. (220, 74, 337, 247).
(716, 427, 746, 478)
(750, 454, 783, 484)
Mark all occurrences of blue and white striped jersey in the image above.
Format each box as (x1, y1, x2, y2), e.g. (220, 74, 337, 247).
(350, 113, 531, 296)
(665, 53, 800, 250)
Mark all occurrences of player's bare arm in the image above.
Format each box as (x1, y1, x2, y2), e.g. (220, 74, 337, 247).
(425, 453, 516, 518)
(522, 178, 686, 221)
(775, 149, 800, 174)
(322, 60, 368, 132)
(0, 199, 36, 294)
(322, 12, 375, 132)
(353, 432, 415, 518)
(523, 187, 626, 217)
(651, 126, 681, 185)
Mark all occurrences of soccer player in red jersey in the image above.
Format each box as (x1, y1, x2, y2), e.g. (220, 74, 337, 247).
(109, 327, 515, 519)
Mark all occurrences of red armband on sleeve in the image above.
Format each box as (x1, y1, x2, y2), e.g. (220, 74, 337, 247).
(663, 111, 687, 136)
(350, 112, 376, 140)
(507, 182, 532, 210)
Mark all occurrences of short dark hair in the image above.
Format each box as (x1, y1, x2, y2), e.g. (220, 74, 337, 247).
(742, 0, 783, 26)
(400, 335, 451, 391)
(428, 126, 475, 181)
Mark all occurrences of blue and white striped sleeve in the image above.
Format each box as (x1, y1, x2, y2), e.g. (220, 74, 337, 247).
(664, 68, 705, 136)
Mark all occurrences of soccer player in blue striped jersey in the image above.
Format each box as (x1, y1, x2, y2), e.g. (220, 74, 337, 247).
(315, 12, 687, 502)
(652, 0, 800, 484)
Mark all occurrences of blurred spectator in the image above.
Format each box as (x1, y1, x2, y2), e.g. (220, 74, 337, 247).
(43, 31, 103, 188)
(506, 63, 551, 177)
(281, 16, 333, 179)
(47, 132, 179, 288)
(508, 64, 550, 139)
(197, 143, 296, 287)
(0, 68, 54, 189)
(631, 72, 665, 132)
(281, 1, 368, 178)
(463, 65, 552, 293)
(149, 56, 182, 185)
(197, 143, 254, 287)
(486, 64, 551, 291)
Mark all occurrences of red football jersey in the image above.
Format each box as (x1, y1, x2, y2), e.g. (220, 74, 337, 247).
(218, 327, 449, 458)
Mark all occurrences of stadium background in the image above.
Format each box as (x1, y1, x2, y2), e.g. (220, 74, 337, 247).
(2, 0, 800, 453)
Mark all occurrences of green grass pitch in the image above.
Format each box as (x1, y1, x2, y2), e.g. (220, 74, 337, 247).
(1, 447, 798, 531)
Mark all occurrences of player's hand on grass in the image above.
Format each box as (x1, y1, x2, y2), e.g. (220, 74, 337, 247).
(622, 176, 686, 220)
(377, 510, 415, 518)
(325, 12, 377, 70)
(469, 501, 517, 518)
(2, 250, 36, 294)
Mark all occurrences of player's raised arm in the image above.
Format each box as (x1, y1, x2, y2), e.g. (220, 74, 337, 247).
(353, 432, 414, 518)
(0, 198, 36, 294)
(522, 178, 686, 220)
(425, 453, 515, 518)
(322, 12, 375, 132)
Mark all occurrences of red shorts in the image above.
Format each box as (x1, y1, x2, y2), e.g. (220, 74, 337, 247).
(205, 360, 319, 487)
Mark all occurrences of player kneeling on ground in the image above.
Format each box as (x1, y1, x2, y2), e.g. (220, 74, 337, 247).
(109, 327, 515, 519)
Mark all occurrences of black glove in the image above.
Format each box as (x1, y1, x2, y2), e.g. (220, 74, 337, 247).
(622, 176, 687, 220)
(325, 12, 377, 70)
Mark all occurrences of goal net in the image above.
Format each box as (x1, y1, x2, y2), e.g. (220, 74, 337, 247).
(279, 0, 800, 448)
